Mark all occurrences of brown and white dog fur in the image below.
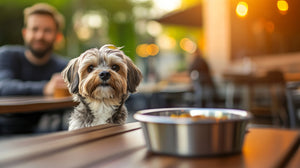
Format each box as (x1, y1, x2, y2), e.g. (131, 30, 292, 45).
(62, 44, 142, 130)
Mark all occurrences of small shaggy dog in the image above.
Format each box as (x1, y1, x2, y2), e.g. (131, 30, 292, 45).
(62, 44, 142, 130)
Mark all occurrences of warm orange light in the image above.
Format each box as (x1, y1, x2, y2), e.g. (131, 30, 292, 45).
(136, 44, 149, 57)
(236, 2, 248, 18)
(265, 21, 275, 33)
(180, 38, 196, 53)
(136, 44, 159, 57)
(277, 0, 288, 13)
(146, 44, 159, 56)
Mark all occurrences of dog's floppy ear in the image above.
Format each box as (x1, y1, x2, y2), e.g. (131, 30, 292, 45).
(126, 57, 142, 93)
(62, 58, 80, 94)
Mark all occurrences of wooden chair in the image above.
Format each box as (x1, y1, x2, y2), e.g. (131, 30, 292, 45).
(248, 70, 288, 126)
(285, 81, 300, 128)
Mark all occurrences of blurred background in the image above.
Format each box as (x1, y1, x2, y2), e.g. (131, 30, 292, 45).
(0, 0, 204, 80)
(1, 0, 300, 128)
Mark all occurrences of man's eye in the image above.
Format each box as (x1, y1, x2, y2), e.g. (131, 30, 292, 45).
(30, 27, 38, 32)
(111, 64, 120, 72)
(44, 28, 54, 34)
(87, 65, 94, 73)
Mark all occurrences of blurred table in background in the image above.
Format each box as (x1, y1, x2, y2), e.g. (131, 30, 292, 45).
(0, 96, 77, 114)
(136, 80, 193, 109)
(223, 70, 288, 126)
(137, 81, 193, 94)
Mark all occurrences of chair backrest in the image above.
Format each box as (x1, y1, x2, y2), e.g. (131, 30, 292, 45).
(248, 70, 288, 126)
(286, 81, 300, 128)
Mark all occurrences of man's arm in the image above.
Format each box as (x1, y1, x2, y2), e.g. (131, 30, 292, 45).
(0, 47, 46, 96)
(0, 72, 66, 96)
(0, 79, 47, 96)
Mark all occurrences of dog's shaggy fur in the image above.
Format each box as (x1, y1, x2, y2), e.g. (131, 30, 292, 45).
(62, 44, 142, 130)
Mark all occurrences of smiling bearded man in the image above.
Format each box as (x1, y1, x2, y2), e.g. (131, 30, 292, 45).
(0, 3, 68, 134)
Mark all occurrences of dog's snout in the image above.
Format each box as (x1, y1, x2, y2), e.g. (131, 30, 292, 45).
(99, 71, 111, 81)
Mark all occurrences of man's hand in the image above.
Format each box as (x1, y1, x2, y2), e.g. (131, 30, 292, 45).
(43, 73, 67, 96)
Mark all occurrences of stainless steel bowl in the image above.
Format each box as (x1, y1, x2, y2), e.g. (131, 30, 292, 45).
(134, 108, 252, 156)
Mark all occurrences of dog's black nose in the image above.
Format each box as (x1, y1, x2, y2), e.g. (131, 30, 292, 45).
(99, 71, 111, 81)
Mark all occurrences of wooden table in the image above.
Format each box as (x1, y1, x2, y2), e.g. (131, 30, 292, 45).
(0, 96, 77, 114)
(0, 122, 299, 168)
(222, 70, 297, 109)
(136, 82, 193, 108)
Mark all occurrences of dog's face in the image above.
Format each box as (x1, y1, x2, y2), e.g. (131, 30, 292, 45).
(62, 44, 142, 102)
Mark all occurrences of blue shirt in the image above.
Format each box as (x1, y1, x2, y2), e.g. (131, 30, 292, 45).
(0, 45, 68, 96)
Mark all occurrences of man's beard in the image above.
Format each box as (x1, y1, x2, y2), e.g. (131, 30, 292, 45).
(26, 41, 54, 59)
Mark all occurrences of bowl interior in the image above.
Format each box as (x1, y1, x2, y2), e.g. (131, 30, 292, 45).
(134, 108, 252, 124)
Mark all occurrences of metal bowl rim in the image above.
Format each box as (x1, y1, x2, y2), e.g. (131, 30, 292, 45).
(134, 107, 252, 124)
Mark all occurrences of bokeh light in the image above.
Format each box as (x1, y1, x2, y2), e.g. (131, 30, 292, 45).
(146, 21, 162, 37)
(136, 44, 149, 57)
(180, 38, 196, 53)
(236, 1, 248, 18)
(153, 0, 181, 12)
(265, 21, 275, 33)
(76, 27, 92, 41)
(82, 12, 102, 28)
(147, 44, 160, 56)
(136, 44, 160, 57)
(156, 34, 176, 50)
(277, 0, 288, 14)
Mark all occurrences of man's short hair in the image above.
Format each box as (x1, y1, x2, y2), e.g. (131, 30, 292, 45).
(23, 3, 65, 31)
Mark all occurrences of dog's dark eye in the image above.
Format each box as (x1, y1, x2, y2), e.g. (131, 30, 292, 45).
(111, 64, 120, 72)
(87, 65, 94, 73)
